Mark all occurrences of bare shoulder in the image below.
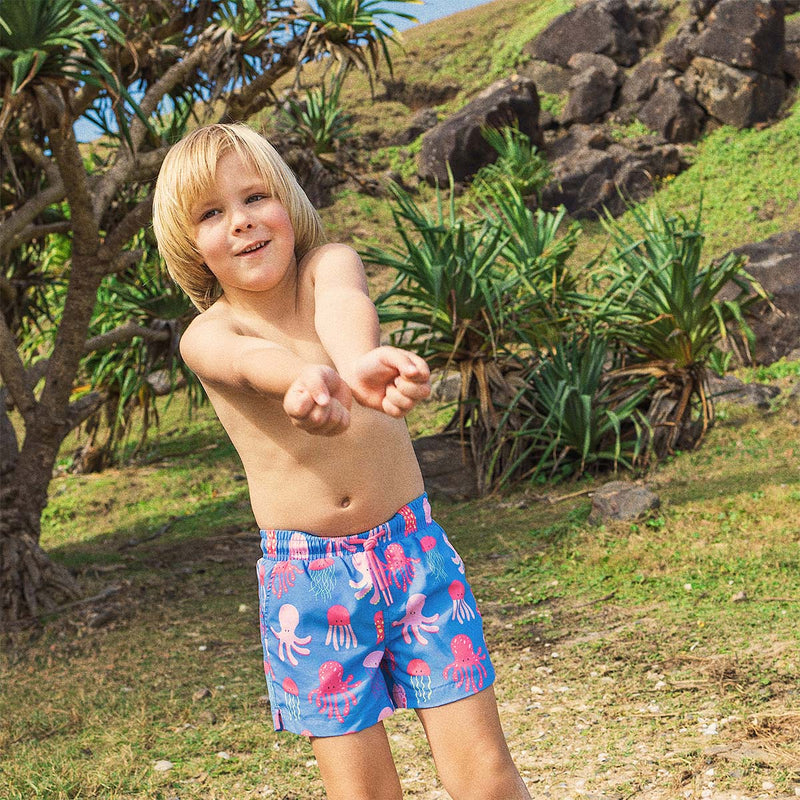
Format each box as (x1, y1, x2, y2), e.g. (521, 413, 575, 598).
(180, 305, 234, 363)
(179, 304, 250, 385)
(301, 242, 367, 291)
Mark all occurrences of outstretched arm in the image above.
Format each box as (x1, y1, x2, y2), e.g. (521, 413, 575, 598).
(310, 244, 431, 416)
(180, 314, 352, 436)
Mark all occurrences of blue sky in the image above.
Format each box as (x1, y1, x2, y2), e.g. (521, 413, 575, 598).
(396, 0, 495, 28)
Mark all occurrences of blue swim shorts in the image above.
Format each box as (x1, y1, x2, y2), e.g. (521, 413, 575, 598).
(256, 493, 495, 737)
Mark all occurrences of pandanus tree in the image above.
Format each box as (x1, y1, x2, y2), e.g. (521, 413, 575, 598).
(592, 203, 765, 455)
(369, 172, 582, 492)
(0, 0, 416, 631)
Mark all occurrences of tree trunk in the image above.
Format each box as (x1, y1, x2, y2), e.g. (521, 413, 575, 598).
(0, 464, 80, 631)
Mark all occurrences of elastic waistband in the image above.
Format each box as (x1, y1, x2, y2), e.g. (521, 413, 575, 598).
(259, 493, 432, 561)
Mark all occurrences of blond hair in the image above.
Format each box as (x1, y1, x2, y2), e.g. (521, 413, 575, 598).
(152, 123, 326, 310)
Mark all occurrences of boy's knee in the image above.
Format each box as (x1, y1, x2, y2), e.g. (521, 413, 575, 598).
(439, 750, 530, 800)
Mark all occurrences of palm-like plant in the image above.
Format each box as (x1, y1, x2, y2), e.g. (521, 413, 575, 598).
(369, 180, 586, 491)
(472, 126, 551, 202)
(282, 73, 353, 157)
(298, 0, 420, 81)
(593, 202, 765, 454)
(0, 0, 141, 142)
(368, 181, 521, 489)
(476, 176, 582, 345)
(487, 333, 651, 487)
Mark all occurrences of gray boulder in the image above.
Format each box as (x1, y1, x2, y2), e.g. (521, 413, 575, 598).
(689, 0, 721, 19)
(663, 20, 701, 71)
(784, 16, 800, 82)
(588, 481, 660, 524)
(728, 231, 800, 364)
(683, 57, 786, 128)
(562, 53, 624, 124)
(620, 58, 672, 105)
(418, 77, 541, 185)
(526, 0, 641, 68)
(637, 78, 706, 143)
(519, 60, 572, 95)
(695, 0, 785, 77)
(706, 374, 780, 408)
(413, 434, 478, 500)
(540, 133, 684, 219)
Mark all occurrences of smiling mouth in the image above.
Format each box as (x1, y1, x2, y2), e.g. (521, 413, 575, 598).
(237, 240, 269, 256)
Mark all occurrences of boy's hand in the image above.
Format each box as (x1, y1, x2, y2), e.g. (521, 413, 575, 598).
(283, 365, 352, 436)
(347, 346, 431, 417)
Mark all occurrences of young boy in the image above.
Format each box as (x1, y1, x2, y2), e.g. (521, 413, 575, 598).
(152, 123, 530, 800)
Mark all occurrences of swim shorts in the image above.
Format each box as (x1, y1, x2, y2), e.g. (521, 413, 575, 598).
(256, 493, 495, 737)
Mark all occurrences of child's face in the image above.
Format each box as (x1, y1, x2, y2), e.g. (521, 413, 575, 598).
(191, 152, 296, 297)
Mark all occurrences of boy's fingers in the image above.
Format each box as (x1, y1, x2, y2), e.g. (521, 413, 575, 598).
(284, 386, 315, 419)
(397, 351, 430, 381)
(394, 375, 431, 400)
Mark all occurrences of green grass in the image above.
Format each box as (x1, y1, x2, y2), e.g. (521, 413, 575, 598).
(2, 391, 799, 799)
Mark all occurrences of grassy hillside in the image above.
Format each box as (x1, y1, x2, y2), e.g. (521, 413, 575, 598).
(2, 2, 800, 799)
(308, 1, 800, 270)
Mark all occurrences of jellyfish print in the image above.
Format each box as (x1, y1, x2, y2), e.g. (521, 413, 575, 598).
(282, 677, 302, 721)
(308, 558, 336, 601)
(419, 535, 447, 581)
(407, 658, 432, 704)
(325, 605, 357, 651)
(392, 682, 408, 709)
(422, 496, 432, 524)
(363, 649, 385, 698)
(448, 580, 476, 624)
(442, 532, 465, 574)
(374, 610, 385, 644)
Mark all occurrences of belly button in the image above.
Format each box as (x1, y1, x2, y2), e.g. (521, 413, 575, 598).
(340, 496, 351, 509)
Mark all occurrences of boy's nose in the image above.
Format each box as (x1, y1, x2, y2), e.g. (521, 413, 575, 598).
(234, 221, 253, 232)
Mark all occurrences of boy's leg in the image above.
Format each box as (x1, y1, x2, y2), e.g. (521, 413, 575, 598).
(416, 686, 531, 800)
(310, 720, 403, 800)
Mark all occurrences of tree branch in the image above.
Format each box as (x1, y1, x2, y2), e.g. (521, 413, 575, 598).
(225, 43, 303, 120)
(92, 46, 211, 218)
(65, 390, 108, 431)
(0, 182, 66, 258)
(106, 249, 144, 276)
(0, 314, 38, 423)
(9, 222, 72, 249)
(99, 197, 153, 262)
(48, 117, 99, 254)
(84, 320, 171, 353)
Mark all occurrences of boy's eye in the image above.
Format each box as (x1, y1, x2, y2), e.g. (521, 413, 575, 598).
(246, 193, 268, 203)
(199, 208, 218, 221)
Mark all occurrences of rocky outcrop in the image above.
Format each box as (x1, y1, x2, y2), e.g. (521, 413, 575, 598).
(672, 0, 787, 129)
(682, 57, 786, 129)
(530, 0, 794, 141)
(728, 231, 800, 364)
(525, 0, 669, 68)
(540, 125, 685, 218)
(637, 78, 706, 142)
(411, 0, 796, 215)
(418, 77, 542, 185)
(694, 0, 785, 76)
